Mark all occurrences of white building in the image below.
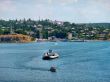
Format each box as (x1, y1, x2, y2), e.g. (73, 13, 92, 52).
(68, 32, 73, 40)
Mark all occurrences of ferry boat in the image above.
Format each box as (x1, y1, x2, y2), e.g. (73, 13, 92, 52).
(42, 50, 59, 60)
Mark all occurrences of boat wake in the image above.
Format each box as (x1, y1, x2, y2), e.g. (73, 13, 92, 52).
(0, 66, 49, 71)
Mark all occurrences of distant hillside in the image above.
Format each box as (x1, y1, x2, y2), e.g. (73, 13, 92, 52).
(0, 19, 110, 40)
(84, 23, 110, 28)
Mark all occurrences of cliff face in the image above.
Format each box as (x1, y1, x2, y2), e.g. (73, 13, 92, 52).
(0, 34, 33, 43)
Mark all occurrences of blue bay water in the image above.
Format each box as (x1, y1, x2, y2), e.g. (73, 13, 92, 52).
(0, 42, 110, 82)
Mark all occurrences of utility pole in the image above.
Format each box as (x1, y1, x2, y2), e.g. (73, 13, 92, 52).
(10, 23, 14, 34)
(10, 25, 13, 34)
(38, 16, 40, 21)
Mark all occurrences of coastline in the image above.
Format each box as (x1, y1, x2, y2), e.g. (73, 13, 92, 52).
(0, 36, 110, 43)
(0, 40, 109, 43)
(21, 39, 110, 43)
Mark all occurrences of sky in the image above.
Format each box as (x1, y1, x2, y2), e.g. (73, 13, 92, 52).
(0, 0, 110, 23)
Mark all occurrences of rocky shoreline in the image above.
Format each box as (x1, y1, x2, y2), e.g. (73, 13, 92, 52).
(0, 34, 33, 43)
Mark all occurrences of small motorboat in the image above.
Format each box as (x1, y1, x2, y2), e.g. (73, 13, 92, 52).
(42, 49, 59, 60)
(49, 66, 56, 72)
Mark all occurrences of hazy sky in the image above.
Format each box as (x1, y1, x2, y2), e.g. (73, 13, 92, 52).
(0, 0, 110, 23)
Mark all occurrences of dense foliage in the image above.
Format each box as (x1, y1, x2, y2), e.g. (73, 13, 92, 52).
(0, 19, 110, 40)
